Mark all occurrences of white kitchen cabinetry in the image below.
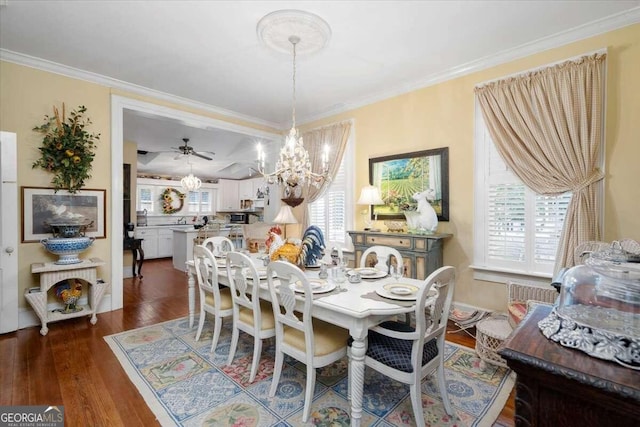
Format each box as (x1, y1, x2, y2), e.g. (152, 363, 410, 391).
(157, 228, 173, 258)
(238, 180, 254, 200)
(219, 179, 240, 211)
(136, 227, 159, 259)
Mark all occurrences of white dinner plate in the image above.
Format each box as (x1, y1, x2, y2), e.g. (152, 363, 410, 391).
(256, 268, 276, 279)
(375, 283, 420, 301)
(305, 263, 322, 269)
(290, 279, 336, 294)
(350, 268, 387, 279)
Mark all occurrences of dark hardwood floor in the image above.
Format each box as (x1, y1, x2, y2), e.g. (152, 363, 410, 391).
(0, 258, 514, 426)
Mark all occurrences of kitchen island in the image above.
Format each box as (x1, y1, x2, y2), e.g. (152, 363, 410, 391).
(172, 225, 243, 272)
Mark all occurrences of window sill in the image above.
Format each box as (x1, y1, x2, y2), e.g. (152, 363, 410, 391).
(471, 265, 553, 286)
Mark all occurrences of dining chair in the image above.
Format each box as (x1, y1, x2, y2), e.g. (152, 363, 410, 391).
(201, 235, 235, 257)
(360, 245, 403, 274)
(266, 261, 350, 422)
(225, 251, 276, 382)
(193, 244, 233, 352)
(354, 266, 456, 426)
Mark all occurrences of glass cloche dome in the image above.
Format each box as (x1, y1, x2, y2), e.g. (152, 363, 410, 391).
(538, 241, 640, 370)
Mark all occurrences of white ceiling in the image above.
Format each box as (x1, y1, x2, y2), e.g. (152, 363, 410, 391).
(2, 1, 639, 180)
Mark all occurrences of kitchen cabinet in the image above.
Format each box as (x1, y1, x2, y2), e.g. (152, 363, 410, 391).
(136, 227, 158, 259)
(219, 179, 240, 211)
(239, 180, 254, 200)
(157, 228, 173, 258)
(347, 231, 451, 280)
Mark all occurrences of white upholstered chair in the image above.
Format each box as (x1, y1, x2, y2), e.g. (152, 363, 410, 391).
(193, 244, 233, 352)
(201, 236, 235, 257)
(266, 261, 349, 422)
(360, 245, 403, 274)
(354, 266, 456, 426)
(225, 251, 275, 382)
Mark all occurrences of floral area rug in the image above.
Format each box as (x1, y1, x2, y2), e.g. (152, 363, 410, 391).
(104, 317, 514, 426)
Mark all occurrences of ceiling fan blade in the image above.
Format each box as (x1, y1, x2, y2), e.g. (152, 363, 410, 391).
(193, 152, 213, 161)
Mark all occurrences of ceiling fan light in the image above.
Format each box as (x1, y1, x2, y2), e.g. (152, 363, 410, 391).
(181, 173, 201, 192)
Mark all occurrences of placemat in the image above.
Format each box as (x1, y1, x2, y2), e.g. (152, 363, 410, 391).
(361, 291, 416, 307)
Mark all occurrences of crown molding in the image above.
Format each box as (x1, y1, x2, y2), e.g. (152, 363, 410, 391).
(299, 7, 640, 124)
(2, 6, 638, 129)
(0, 49, 281, 130)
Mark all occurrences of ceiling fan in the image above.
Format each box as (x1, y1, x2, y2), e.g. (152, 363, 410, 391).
(137, 138, 214, 161)
(172, 138, 214, 161)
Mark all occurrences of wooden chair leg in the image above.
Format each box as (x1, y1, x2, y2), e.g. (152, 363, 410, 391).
(409, 381, 425, 427)
(210, 315, 223, 353)
(226, 323, 239, 365)
(195, 308, 206, 341)
(269, 350, 284, 397)
(437, 362, 453, 415)
(302, 365, 316, 422)
(249, 336, 262, 383)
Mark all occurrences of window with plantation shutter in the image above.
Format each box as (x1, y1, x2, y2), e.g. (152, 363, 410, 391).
(474, 105, 576, 280)
(138, 187, 154, 212)
(308, 133, 355, 251)
(187, 189, 215, 214)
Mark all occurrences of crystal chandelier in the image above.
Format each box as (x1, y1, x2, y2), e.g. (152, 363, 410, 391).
(180, 160, 201, 192)
(256, 33, 330, 190)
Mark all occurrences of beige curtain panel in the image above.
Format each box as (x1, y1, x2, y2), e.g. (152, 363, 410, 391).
(475, 53, 606, 270)
(299, 121, 352, 231)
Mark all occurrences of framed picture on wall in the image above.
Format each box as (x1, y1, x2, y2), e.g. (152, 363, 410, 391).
(21, 187, 107, 242)
(369, 147, 449, 221)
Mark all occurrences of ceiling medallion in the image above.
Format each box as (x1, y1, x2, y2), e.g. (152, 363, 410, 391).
(257, 9, 331, 55)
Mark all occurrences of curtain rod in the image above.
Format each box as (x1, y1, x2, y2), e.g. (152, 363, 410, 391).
(475, 47, 608, 88)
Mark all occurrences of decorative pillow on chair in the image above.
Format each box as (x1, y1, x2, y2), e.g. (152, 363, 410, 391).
(507, 301, 527, 328)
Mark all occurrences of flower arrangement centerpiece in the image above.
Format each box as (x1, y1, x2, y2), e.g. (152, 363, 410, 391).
(161, 187, 186, 214)
(32, 104, 100, 193)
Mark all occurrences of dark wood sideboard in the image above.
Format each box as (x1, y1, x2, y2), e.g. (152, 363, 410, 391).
(347, 231, 451, 280)
(499, 305, 640, 427)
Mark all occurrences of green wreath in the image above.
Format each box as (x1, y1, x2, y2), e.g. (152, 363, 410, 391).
(161, 187, 186, 214)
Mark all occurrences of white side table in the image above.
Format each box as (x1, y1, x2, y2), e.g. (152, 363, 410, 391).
(27, 257, 108, 336)
(475, 314, 513, 369)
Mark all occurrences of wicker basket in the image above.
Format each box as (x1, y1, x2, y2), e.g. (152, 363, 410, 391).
(475, 314, 513, 369)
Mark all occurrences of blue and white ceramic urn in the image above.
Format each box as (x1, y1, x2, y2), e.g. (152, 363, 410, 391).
(40, 236, 95, 265)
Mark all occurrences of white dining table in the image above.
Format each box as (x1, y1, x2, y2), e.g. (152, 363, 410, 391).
(185, 255, 430, 427)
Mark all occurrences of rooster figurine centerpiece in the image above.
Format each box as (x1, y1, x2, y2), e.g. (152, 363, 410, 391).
(269, 225, 326, 267)
(54, 279, 83, 314)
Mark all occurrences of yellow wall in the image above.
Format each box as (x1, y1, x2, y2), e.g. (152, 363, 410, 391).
(0, 62, 112, 308)
(2, 23, 638, 313)
(0, 61, 278, 310)
(302, 24, 640, 310)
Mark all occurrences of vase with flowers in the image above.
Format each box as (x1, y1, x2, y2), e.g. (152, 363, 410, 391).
(32, 103, 100, 193)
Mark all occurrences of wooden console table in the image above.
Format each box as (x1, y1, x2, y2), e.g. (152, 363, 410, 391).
(347, 230, 451, 280)
(500, 305, 640, 426)
(123, 237, 144, 277)
(27, 258, 108, 336)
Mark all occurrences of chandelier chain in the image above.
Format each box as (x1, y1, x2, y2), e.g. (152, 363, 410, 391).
(291, 37, 297, 130)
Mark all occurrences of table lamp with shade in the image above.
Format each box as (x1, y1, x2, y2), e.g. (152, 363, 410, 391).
(357, 185, 384, 232)
(273, 204, 298, 239)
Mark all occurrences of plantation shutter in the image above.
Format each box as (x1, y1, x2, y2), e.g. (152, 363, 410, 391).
(481, 129, 571, 274)
(534, 193, 572, 263)
(139, 187, 154, 212)
(309, 160, 347, 248)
